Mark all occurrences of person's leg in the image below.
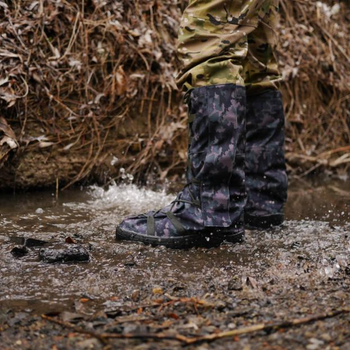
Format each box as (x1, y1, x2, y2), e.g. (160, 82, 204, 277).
(242, 1, 288, 228)
(242, 0, 281, 94)
(116, 84, 246, 248)
(116, 1, 272, 247)
(176, 0, 267, 92)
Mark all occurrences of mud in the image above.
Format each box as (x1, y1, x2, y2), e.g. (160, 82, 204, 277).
(0, 178, 349, 349)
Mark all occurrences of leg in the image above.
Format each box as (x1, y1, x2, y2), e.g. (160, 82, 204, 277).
(177, 0, 267, 92)
(116, 84, 246, 248)
(245, 90, 288, 228)
(243, 0, 281, 94)
(116, 1, 274, 247)
(243, 1, 288, 228)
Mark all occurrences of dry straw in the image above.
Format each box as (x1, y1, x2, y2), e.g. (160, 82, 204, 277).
(0, 0, 349, 189)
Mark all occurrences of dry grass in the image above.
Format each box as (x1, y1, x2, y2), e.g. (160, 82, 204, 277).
(279, 0, 350, 176)
(0, 0, 349, 188)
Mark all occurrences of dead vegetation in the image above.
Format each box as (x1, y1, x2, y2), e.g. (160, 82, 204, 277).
(279, 1, 350, 176)
(0, 0, 349, 189)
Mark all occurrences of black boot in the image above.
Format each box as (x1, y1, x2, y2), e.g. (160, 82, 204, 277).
(245, 90, 288, 229)
(116, 84, 246, 248)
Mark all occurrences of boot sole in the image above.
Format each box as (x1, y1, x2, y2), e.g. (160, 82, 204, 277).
(245, 213, 284, 230)
(116, 226, 244, 249)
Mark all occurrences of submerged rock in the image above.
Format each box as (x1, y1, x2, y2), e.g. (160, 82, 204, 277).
(10, 236, 48, 247)
(39, 244, 90, 263)
(11, 246, 29, 258)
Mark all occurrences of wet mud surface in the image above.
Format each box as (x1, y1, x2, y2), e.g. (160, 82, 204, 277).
(0, 178, 349, 349)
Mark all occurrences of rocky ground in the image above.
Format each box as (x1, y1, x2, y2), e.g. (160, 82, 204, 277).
(0, 181, 349, 349)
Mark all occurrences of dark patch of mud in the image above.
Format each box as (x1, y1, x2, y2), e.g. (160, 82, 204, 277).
(0, 178, 349, 349)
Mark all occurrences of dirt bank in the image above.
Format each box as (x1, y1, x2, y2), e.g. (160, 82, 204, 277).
(0, 1, 349, 190)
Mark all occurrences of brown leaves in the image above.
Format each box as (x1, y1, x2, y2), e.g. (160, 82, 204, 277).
(115, 66, 127, 96)
(0, 116, 18, 166)
(0, 0, 348, 189)
(0, 117, 16, 141)
(65, 237, 77, 244)
(278, 1, 350, 173)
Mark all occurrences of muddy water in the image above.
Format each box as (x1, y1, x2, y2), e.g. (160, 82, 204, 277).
(0, 178, 349, 314)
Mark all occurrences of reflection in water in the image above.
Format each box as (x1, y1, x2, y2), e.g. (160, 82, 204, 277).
(0, 179, 349, 313)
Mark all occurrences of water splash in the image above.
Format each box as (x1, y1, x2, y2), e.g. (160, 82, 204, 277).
(0, 180, 349, 311)
(86, 182, 175, 213)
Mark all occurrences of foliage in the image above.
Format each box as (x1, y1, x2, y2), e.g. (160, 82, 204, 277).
(0, 0, 349, 188)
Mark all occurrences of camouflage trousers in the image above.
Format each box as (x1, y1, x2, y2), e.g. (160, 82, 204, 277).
(176, 0, 281, 93)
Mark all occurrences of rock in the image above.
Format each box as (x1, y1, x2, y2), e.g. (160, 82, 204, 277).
(320, 333, 332, 342)
(61, 311, 84, 323)
(308, 338, 324, 348)
(228, 277, 243, 291)
(102, 300, 123, 318)
(11, 246, 29, 258)
(39, 244, 89, 263)
(123, 259, 135, 267)
(152, 287, 164, 295)
(76, 338, 102, 350)
(25, 238, 48, 247)
(227, 322, 236, 329)
(131, 289, 141, 302)
(10, 236, 48, 247)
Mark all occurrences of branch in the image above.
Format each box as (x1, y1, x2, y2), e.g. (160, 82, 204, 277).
(42, 306, 350, 345)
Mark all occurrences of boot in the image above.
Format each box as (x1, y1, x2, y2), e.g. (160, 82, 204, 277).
(245, 90, 288, 229)
(116, 84, 246, 248)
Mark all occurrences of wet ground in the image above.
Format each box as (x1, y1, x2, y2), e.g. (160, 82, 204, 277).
(0, 177, 349, 349)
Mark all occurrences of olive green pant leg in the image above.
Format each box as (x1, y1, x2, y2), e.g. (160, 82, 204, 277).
(176, 0, 280, 92)
(243, 0, 281, 94)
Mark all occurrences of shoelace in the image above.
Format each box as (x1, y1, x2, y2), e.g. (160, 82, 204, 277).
(144, 182, 201, 236)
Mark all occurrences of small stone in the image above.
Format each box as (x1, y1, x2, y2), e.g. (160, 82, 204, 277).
(39, 244, 90, 263)
(10, 236, 48, 247)
(306, 338, 324, 350)
(76, 338, 101, 349)
(152, 287, 164, 295)
(306, 345, 319, 350)
(11, 246, 29, 258)
(124, 260, 135, 267)
(310, 338, 324, 345)
(131, 289, 141, 302)
(320, 333, 332, 342)
(61, 311, 84, 323)
(228, 278, 243, 291)
(25, 238, 48, 247)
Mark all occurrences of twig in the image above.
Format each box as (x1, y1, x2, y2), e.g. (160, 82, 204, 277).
(42, 306, 350, 345)
(316, 24, 350, 64)
(41, 315, 108, 344)
(185, 306, 350, 344)
(41, 314, 188, 344)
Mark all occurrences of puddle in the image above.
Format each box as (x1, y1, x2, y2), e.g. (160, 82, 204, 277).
(0, 179, 349, 314)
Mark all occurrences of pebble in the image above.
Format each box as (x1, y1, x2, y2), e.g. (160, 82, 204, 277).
(76, 338, 101, 350)
(228, 277, 243, 291)
(131, 289, 140, 302)
(307, 338, 325, 350)
(11, 246, 29, 258)
(39, 244, 90, 263)
(152, 287, 164, 295)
